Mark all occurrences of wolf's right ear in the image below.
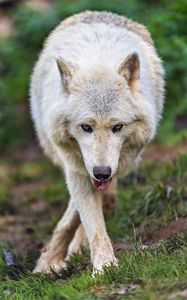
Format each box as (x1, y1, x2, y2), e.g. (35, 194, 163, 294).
(56, 58, 74, 92)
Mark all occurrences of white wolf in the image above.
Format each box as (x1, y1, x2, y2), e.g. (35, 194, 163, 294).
(30, 11, 164, 273)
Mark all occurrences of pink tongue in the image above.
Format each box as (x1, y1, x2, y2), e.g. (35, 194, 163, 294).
(99, 181, 110, 191)
(93, 179, 110, 191)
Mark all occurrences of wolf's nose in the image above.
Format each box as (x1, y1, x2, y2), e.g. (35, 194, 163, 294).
(93, 166, 111, 181)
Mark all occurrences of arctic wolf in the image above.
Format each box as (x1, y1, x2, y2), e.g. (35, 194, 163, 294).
(30, 11, 164, 273)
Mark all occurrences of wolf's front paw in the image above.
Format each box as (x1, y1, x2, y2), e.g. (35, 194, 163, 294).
(92, 251, 118, 274)
(33, 257, 67, 274)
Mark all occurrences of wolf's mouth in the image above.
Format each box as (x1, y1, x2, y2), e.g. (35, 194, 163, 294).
(92, 178, 112, 191)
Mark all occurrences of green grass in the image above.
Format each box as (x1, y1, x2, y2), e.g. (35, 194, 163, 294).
(0, 238, 187, 300)
(0, 153, 187, 299)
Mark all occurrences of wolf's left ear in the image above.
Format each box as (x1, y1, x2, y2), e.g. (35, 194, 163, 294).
(56, 57, 74, 92)
(118, 52, 140, 87)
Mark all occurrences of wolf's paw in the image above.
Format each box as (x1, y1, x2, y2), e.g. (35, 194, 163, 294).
(33, 258, 67, 274)
(92, 253, 118, 275)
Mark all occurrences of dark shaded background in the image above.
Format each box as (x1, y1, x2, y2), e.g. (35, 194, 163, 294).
(0, 0, 187, 154)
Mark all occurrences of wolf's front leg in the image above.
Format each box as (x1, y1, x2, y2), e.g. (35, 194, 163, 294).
(33, 200, 80, 273)
(67, 173, 117, 273)
(66, 178, 118, 260)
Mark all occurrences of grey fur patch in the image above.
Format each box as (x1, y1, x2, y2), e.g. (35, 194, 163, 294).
(85, 86, 118, 115)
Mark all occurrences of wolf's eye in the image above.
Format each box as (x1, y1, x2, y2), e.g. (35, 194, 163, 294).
(81, 124, 93, 133)
(112, 124, 124, 133)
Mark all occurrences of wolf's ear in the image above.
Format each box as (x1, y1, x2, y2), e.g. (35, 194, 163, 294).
(118, 52, 140, 87)
(56, 58, 74, 92)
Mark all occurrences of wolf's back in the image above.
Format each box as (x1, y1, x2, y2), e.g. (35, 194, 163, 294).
(49, 11, 153, 46)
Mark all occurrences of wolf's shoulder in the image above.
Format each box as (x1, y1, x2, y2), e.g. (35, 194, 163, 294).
(54, 10, 153, 46)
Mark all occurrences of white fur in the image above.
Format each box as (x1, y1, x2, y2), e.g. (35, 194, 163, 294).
(30, 11, 164, 273)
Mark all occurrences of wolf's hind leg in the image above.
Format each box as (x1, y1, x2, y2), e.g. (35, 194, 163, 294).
(66, 224, 88, 261)
(33, 201, 80, 274)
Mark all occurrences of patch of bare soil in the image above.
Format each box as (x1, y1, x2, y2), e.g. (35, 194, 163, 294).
(0, 215, 41, 255)
(114, 217, 187, 256)
(143, 217, 187, 243)
(114, 242, 134, 256)
(13, 181, 48, 206)
(0, 173, 55, 255)
(144, 142, 187, 162)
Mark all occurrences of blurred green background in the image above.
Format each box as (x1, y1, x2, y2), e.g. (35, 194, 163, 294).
(0, 0, 187, 153)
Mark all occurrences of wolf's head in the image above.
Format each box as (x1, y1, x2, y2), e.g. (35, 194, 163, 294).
(51, 53, 157, 191)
